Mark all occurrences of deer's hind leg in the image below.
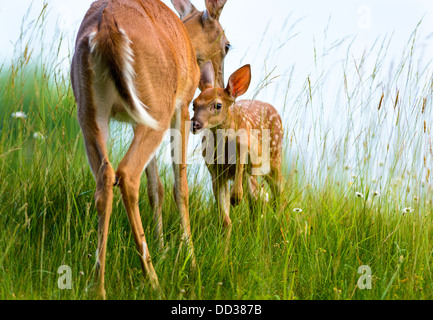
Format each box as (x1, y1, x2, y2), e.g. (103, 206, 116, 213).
(146, 157, 165, 251)
(116, 124, 169, 292)
(78, 98, 115, 300)
(74, 58, 119, 299)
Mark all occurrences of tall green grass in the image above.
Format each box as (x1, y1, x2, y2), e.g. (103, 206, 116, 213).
(1, 5, 433, 300)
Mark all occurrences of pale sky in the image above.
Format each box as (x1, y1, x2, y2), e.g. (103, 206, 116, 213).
(2, 0, 432, 101)
(2, 0, 433, 97)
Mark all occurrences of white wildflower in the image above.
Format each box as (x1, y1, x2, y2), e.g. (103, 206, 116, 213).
(402, 207, 414, 214)
(11, 111, 27, 119)
(373, 191, 381, 197)
(33, 132, 46, 140)
(355, 192, 364, 198)
(293, 208, 303, 213)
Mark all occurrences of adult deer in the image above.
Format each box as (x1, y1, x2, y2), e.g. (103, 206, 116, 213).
(146, 0, 230, 251)
(71, 0, 229, 299)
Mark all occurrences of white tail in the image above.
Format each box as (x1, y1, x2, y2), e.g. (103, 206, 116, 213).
(88, 26, 159, 129)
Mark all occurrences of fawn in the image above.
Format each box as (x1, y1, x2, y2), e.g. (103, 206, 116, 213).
(191, 61, 284, 241)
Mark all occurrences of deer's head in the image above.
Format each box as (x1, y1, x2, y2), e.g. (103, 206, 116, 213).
(172, 0, 230, 88)
(191, 61, 251, 134)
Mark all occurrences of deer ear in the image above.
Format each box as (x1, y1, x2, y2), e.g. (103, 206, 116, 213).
(204, 0, 227, 20)
(199, 61, 216, 91)
(226, 65, 251, 98)
(171, 0, 197, 19)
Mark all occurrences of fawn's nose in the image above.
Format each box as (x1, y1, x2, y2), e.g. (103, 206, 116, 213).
(191, 120, 203, 134)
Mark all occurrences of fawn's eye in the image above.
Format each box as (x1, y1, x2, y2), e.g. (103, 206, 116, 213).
(215, 103, 223, 111)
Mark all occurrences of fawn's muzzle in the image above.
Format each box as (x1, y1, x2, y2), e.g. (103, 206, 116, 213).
(191, 120, 203, 134)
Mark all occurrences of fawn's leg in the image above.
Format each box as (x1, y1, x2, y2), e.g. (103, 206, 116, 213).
(246, 175, 259, 216)
(230, 142, 248, 206)
(265, 167, 284, 209)
(212, 173, 232, 255)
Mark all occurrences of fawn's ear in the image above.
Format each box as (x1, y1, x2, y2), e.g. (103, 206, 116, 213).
(171, 0, 197, 19)
(226, 65, 251, 98)
(204, 0, 227, 20)
(199, 61, 216, 91)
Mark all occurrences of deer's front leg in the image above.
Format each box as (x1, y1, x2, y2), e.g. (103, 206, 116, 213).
(230, 142, 247, 206)
(172, 105, 196, 268)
